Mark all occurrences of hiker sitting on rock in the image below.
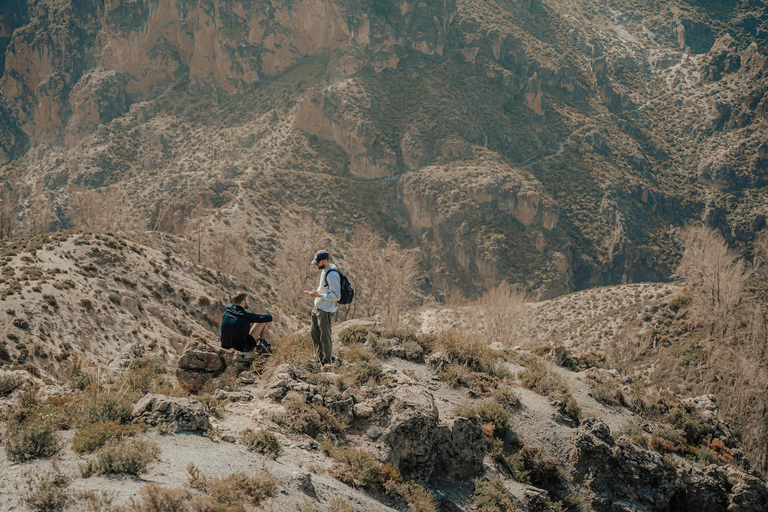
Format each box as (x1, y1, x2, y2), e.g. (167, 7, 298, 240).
(220, 291, 272, 353)
(304, 250, 340, 365)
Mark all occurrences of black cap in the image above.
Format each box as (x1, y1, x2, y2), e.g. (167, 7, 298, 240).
(311, 250, 329, 265)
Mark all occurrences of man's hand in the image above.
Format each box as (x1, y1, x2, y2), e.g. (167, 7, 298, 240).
(304, 290, 321, 298)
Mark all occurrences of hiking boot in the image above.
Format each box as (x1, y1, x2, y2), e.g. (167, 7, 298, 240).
(258, 338, 272, 353)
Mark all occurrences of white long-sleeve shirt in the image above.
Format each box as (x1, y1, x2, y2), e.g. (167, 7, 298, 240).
(314, 264, 341, 313)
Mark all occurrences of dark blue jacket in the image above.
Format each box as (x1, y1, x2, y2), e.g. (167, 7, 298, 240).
(220, 304, 272, 351)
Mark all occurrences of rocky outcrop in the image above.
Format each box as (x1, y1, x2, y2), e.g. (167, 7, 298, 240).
(384, 385, 441, 479)
(132, 393, 211, 432)
(570, 418, 682, 511)
(570, 418, 768, 512)
(175, 331, 255, 393)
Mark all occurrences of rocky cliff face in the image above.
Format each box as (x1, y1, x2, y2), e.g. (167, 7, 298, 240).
(1, 0, 767, 297)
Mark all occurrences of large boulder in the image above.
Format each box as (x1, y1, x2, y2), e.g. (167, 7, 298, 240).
(433, 416, 486, 480)
(383, 385, 440, 479)
(570, 418, 680, 511)
(727, 467, 768, 512)
(132, 394, 211, 432)
(175, 331, 256, 393)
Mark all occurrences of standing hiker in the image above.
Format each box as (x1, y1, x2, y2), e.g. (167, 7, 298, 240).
(220, 291, 273, 353)
(304, 250, 340, 365)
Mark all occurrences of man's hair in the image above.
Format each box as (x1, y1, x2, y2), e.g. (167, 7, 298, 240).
(231, 292, 248, 305)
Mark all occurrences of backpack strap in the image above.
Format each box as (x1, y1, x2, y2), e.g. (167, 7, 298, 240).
(324, 268, 339, 288)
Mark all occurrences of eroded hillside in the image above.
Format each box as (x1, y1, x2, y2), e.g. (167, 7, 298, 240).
(0, 0, 766, 297)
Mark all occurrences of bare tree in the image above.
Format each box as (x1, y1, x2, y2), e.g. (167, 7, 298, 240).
(68, 186, 145, 232)
(68, 186, 102, 230)
(674, 225, 750, 328)
(471, 283, 532, 347)
(379, 238, 422, 325)
(274, 215, 329, 313)
(26, 190, 55, 236)
(0, 183, 18, 239)
(344, 226, 422, 325)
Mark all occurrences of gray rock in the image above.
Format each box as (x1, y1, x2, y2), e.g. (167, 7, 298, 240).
(353, 403, 374, 419)
(290, 471, 316, 496)
(132, 394, 211, 432)
(433, 416, 486, 479)
(214, 389, 253, 402)
(384, 385, 440, 479)
(107, 342, 145, 376)
(366, 425, 383, 439)
(427, 351, 449, 372)
(221, 435, 236, 443)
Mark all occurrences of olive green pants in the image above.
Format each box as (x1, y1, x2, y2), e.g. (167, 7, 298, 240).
(311, 307, 335, 364)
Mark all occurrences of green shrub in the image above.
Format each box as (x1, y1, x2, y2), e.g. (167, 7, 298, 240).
(241, 428, 282, 459)
(108, 293, 121, 304)
(79, 392, 134, 427)
(72, 421, 143, 454)
(666, 408, 705, 445)
(273, 394, 349, 436)
(5, 423, 61, 462)
(81, 439, 160, 477)
(338, 325, 369, 345)
(0, 373, 23, 397)
(455, 401, 511, 439)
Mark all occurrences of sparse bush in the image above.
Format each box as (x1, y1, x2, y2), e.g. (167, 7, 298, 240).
(78, 392, 135, 427)
(79, 298, 92, 309)
(273, 394, 349, 435)
(21, 465, 70, 512)
(6, 422, 61, 462)
(473, 478, 521, 512)
(338, 325, 369, 345)
(108, 293, 121, 304)
(436, 330, 502, 374)
(119, 355, 167, 394)
(327, 497, 355, 512)
(321, 441, 401, 491)
(437, 365, 498, 395)
(0, 373, 23, 396)
(127, 484, 223, 512)
(455, 401, 511, 439)
(507, 445, 562, 487)
(518, 357, 568, 396)
(12, 317, 29, 329)
(265, 332, 314, 371)
(72, 421, 143, 454)
(81, 439, 160, 477)
(241, 428, 282, 459)
(588, 380, 625, 406)
(187, 463, 277, 506)
(492, 386, 521, 410)
(666, 408, 705, 445)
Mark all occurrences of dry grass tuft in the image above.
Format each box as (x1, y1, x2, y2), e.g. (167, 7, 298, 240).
(273, 394, 349, 436)
(241, 428, 282, 459)
(188, 463, 277, 507)
(80, 438, 160, 477)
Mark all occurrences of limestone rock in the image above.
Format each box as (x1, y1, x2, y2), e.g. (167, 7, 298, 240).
(433, 416, 486, 480)
(384, 385, 440, 479)
(132, 394, 211, 433)
(175, 332, 258, 393)
(427, 351, 450, 372)
(570, 418, 680, 511)
(107, 341, 145, 376)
